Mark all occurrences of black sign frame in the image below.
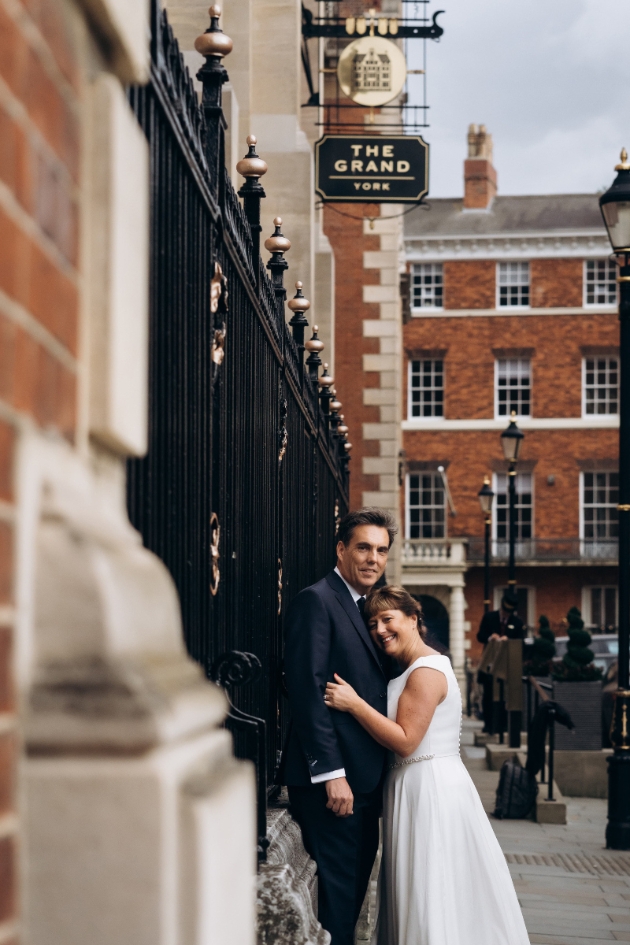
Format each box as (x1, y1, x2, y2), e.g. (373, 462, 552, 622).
(315, 134, 429, 204)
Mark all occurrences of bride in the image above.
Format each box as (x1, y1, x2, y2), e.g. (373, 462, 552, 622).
(324, 585, 530, 945)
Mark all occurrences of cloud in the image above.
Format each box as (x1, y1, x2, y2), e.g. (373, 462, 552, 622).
(407, 0, 630, 197)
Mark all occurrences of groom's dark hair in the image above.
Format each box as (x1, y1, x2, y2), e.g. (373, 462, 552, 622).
(337, 507, 398, 548)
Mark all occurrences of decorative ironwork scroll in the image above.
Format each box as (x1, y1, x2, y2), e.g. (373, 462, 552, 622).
(210, 650, 269, 863)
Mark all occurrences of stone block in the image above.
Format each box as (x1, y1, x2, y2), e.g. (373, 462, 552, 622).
(378, 371, 398, 389)
(362, 457, 393, 475)
(27, 738, 256, 945)
(378, 337, 398, 356)
(257, 806, 329, 945)
(362, 492, 397, 507)
(486, 744, 522, 771)
(379, 440, 398, 457)
(87, 74, 149, 457)
(377, 302, 400, 320)
(379, 405, 397, 423)
(75, 0, 150, 82)
(363, 285, 398, 304)
(379, 267, 399, 287)
(474, 731, 498, 747)
(363, 251, 398, 270)
(553, 749, 612, 798)
(535, 790, 567, 825)
(363, 320, 397, 337)
(363, 354, 398, 372)
(363, 389, 396, 406)
(363, 422, 397, 441)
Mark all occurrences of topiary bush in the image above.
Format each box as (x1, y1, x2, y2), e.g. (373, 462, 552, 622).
(524, 615, 556, 676)
(552, 606, 603, 681)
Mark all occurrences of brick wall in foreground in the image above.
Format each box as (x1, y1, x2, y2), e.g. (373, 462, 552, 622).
(0, 0, 81, 936)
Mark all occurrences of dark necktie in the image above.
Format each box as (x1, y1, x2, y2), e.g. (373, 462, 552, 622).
(357, 596, 366, 617)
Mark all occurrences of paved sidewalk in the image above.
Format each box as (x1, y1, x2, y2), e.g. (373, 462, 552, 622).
(462, 719, 630, 945)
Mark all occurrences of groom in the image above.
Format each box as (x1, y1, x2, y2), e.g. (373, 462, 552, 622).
(282, 508, 397, 945)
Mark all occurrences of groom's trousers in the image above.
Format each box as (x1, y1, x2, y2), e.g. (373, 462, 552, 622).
(288, 783, 381, 945)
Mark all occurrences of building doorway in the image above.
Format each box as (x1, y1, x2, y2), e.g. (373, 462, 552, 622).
(417, 595, 450, 652)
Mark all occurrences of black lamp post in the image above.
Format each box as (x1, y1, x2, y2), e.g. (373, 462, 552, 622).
(599, 148, 630, 850)
(500, 411, 524, 587)
(478, 477, 494, 614)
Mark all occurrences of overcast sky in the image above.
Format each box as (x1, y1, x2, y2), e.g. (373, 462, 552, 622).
(406, 0, 630, 198)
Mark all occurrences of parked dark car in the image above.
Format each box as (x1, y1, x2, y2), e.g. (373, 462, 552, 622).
(553, 633, 619, 676)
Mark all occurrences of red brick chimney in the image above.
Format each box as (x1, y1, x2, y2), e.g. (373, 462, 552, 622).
(464, 124, 497, 209)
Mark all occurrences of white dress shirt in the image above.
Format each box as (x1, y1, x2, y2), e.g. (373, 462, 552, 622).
(311, 568, 365, 784)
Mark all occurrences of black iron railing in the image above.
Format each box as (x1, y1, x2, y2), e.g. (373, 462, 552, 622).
(127, 1, 349, 861)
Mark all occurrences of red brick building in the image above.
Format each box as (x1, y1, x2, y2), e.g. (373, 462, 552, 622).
(401, 126, 619, 675)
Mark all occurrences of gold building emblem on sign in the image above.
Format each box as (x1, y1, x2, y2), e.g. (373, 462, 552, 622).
(337, 35, 407, 107)
(353, 48, 391, 92)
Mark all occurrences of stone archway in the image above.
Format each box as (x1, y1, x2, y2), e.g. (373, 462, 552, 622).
(416, 594, 450, 652)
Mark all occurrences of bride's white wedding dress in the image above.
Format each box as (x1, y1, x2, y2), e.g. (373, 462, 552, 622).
(373, 655, 530, 945)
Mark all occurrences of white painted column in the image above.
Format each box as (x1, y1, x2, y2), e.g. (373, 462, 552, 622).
(449, 582, 467, 700)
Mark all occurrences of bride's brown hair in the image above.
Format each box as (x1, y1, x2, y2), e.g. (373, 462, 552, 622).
(364, 585, 427, 640)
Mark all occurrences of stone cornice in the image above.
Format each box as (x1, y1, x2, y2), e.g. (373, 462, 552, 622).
(405, 231, 610, 261)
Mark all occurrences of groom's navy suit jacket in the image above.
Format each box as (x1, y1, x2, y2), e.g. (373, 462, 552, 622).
(282, 570, 388, 794)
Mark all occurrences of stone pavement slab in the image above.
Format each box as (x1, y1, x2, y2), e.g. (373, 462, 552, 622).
(462, 720, 630, 945)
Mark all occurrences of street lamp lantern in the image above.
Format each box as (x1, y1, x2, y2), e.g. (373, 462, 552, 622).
(600, 149, 630, 254)
(500, 411, 524, 463)
(478, 476, 494, 515)
(600, 149, 630, 851)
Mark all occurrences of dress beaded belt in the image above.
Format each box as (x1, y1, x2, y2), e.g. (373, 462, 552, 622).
(389, 751, 460, 770)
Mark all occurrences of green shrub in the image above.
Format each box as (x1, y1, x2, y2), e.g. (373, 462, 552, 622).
(552, 606, 603, 681)
(524, 615, 556, 676)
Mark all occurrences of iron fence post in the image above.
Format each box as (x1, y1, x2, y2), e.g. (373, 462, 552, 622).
(195, 7, 232, 197)
(237, 136, 267, 283)
(508, 459, 517, 587)
(265, 218, 291, 323)
(319, 363, 334, 416)
(287, 282, 311, 382)
(305, 325, 324, 383)
(484, 513, 491, 613)
(547, 706, 556, 801)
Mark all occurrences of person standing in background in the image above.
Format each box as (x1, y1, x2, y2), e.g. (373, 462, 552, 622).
(477, 591, 525, 733)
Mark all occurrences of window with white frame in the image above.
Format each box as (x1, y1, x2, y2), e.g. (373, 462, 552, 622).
(411, 263, 443, 310)
(585, 586, 618, 633)
(497, 261, 530, 307)
(581, 471, 618, 557)
(408, 359, 444, 418)
(493, 472, 533, 556)
(583, 357, 618, 416)
(495, 358, 531, 417)
(406, 472, 446, 539)
(584, 259, 618, 307)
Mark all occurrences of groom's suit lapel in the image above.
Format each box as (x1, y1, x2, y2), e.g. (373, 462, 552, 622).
(325, 571, 385, 677)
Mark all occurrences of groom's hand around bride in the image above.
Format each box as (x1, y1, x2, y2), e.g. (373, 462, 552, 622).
(325, 777, 354, 817)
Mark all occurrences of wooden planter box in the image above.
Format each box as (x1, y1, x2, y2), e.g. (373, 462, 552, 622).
(552, 680, 602, 751)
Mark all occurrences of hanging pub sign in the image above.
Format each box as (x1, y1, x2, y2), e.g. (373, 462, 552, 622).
(315, 135, 429, 203)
